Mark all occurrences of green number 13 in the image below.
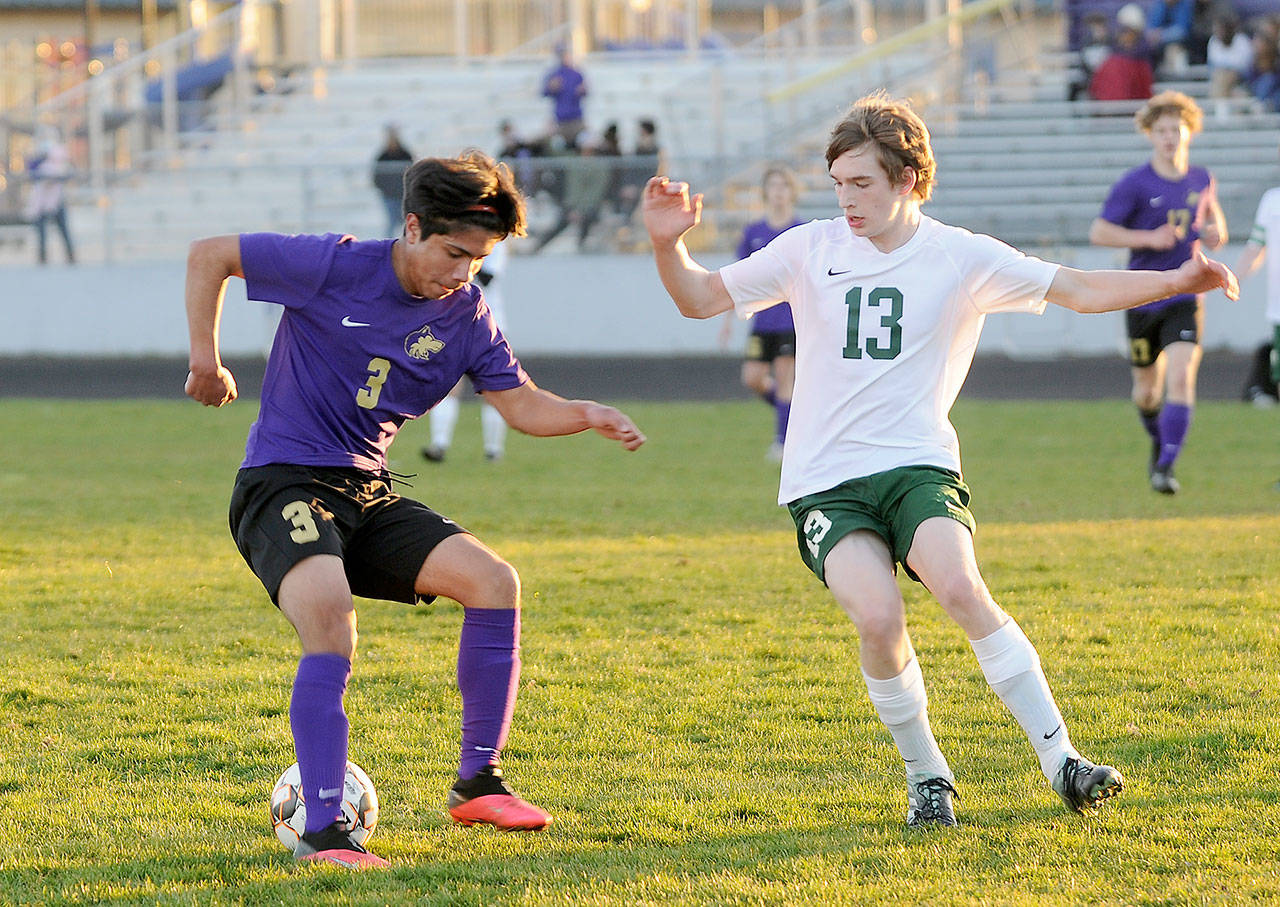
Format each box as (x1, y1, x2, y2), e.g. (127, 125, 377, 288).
(842, 286, 903, 360)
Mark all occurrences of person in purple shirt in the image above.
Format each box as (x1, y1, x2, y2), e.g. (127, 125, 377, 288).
(1090, 91, 1226, 495)
(721, 165, 806, 462)
(184, 151, 645, 868)
(542, 44, 588, 148)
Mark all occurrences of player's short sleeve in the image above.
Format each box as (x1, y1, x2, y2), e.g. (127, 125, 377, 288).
(1098, 171, 1139, 226)
(961, 231, 1058, 315)
(240, 233, 341, 308)
(720, 223, 807, 319)
(465, 304, 528, 393)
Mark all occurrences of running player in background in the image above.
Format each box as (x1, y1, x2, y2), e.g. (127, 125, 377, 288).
(1234, 173, 1280, 488)
(184, 151, 645, 868)
(1089, 90, 1227, 495)
(642, 92, 1237, 829)
(423, 240, 513, 462)
(720, 165, 806, 461)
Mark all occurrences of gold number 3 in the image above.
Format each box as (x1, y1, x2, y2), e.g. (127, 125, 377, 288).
(281, 500, 320, 544)
(356, 357, 392, 409)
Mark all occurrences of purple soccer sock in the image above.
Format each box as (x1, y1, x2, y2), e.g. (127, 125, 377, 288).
(1138, 407, 1161, 443)
(775, 400, 791, 444)
(761, 388, 777, 407)
(290, 653, 352, 835)
(457, 607, 521, 780)
(1156, 402, 1193, 469)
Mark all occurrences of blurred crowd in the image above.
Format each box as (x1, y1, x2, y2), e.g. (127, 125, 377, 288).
(1072, 0, 1280, 108)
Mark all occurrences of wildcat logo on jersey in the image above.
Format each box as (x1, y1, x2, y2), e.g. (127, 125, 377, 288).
(405, 325, 446, 360)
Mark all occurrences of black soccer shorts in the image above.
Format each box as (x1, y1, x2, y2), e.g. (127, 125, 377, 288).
(228, 464, 467, 606)
(1125, 298, 1202, 367)
(746, 330, 797, 363)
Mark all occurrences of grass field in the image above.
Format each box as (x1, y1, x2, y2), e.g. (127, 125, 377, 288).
(1, 396, 1277, 906)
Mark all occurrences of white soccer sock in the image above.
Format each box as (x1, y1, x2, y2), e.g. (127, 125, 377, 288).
(863, 658, 952, 781)
(430, 396, 460, 450)
(970, 619, 1078, 780)
(481, 402, 506, 456)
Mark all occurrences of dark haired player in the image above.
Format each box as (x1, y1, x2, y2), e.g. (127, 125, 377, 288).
(1090, 90, 1227, 494)
(184, 151, 645, 868)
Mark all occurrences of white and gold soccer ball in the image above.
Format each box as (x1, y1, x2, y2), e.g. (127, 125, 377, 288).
(269, 760, 379, 853)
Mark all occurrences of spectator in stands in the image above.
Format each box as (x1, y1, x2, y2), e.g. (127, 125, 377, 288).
(1070, 12, 1113, 102)
(599, 121, 624, 214)
(532, 133, 611, 253)
(1145, 0, 1196, 74)
(616, 119, 665, 218)
(1247, 28, 1280, 110)
(371, 125, 414, 237)
(24, 127, 75, 265)
(1090, 5, 1155, 102)
(542, 44, 588, 149)
(1207, 12, 1254, 101)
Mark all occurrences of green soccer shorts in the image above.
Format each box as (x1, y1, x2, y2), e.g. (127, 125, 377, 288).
(786, 465, 976, 584)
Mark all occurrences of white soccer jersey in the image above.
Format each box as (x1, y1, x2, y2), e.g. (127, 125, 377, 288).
(1247, 187, 1280, 325)
(720, 215, 1059, 504)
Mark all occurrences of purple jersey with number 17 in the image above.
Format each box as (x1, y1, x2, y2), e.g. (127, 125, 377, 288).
(738, 218, 803, 333)
(239, 232, 527, 473)
(1098, 162, 1213, 312)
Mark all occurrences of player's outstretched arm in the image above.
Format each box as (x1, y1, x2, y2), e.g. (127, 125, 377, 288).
(481, 382, 646, 451)
(1046, 247, 1239, 314)
(184, 235, 244, 407)
(641, 177, 734, 320)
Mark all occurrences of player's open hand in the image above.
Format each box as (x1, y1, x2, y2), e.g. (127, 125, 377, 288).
(584, 403, 646, 451)
(641, 177, 701, 246)
(185, 365, 238, 407)
(1179, 248, 1239, 301)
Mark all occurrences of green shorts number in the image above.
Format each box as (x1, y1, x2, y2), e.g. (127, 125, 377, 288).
(786, 465, 975, 584)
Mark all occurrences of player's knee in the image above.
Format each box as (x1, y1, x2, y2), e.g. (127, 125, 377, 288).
(1132, 387, 1161, 410)
(471, 558, 521, 609)
(852, 605, 907, 651)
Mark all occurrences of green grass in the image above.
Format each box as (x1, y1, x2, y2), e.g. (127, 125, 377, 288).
(0, 396, 1277, 905)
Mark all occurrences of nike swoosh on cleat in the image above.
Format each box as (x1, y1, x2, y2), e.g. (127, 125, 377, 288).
(1043, 725, 1062, 740)
(341, 316, 371, 327)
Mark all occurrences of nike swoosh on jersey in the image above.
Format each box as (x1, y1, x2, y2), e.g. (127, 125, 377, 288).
(342, 316, 372, 327)
(827, 267, 852, 276)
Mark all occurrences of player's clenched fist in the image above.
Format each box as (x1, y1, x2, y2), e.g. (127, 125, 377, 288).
(185, 366, 238, 407)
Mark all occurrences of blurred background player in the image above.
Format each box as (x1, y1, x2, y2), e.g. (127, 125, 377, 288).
(642, 92, 1237, 829)
(24, 126, 76, 265)
(720, 165, 805, 461)
(423, 240, 512, 461)
(1089, 91, 1227, 495)
(183, 151, 645, 868)
(1234, 168, 1280, 487)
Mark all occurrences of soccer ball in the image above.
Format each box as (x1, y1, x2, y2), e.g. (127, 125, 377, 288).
(269, 760, 379, 853)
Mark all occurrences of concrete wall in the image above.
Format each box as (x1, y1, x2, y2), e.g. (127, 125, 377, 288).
(0, 244, 1266, 361)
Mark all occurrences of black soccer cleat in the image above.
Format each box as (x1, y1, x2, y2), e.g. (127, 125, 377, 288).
(906, 776, 958, 828)
(1052, 756, 1124, 814)
(447, 765, 551, 830)
(421, 445, 447, 463)
(294, 822, 388, 869)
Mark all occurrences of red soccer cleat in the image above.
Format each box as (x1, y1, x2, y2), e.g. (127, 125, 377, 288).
(447, 766, 552, 831)
(294, 823, 390, 869)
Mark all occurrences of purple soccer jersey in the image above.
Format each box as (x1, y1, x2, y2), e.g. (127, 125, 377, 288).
(239, 232, 527, 473)
(1098, 163, 1214, 311)
(738, 218, 803, 333)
